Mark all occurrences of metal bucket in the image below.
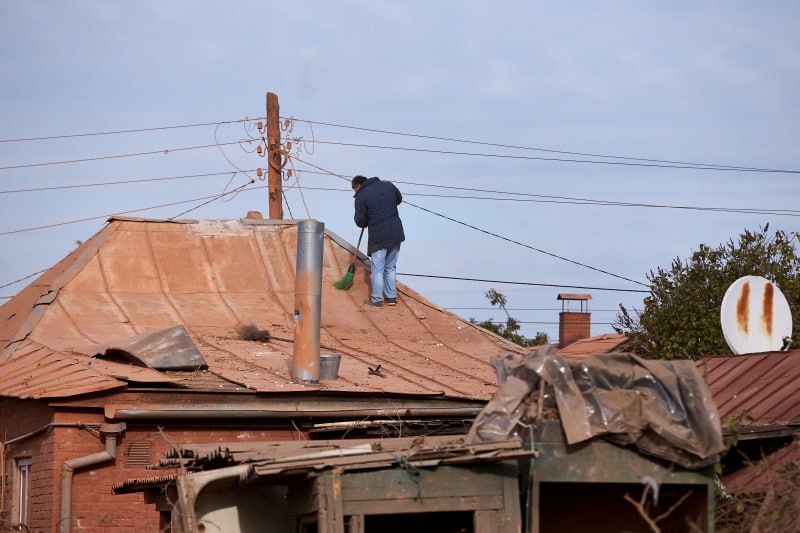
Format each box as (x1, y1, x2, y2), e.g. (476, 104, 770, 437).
(319, 353, 341, 381)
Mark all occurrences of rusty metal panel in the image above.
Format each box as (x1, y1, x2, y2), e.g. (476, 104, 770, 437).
(90, 325, 207, 370)
(0, 218, 529, 401)
(700, 349, 800, 430)
(0, 345, 124, 398)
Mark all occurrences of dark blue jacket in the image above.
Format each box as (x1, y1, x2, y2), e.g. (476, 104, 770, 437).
(354, 177, 405, 255)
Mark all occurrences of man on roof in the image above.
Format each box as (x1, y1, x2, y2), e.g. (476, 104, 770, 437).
(352, 175, 405, 309)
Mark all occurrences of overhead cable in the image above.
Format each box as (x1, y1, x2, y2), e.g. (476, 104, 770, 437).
(402, 201, 648, 287)
(398, 273, 649, 293)
(0, 170, 258, 195)
(0, 139, 254, 171)
(286, 165, 800, 217)
(287, 116, 791, 173)
(0, 117, 264, 144)
(0, 269, 49, 290)
(304, 139, 800, 174)
(286, 154, 647, 287)
(0, 184, 267, 237)
(169, 178, 255, 220)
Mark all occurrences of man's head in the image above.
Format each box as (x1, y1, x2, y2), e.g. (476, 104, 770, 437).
(351, 175, 367, 192)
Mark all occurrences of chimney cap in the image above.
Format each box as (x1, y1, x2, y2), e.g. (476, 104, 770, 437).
(557, 293, 592, 301)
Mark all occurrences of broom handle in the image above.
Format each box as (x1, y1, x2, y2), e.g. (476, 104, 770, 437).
(351, 228, 365, 267)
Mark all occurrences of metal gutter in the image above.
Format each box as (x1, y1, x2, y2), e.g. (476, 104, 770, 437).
(107, 407, 483, 419)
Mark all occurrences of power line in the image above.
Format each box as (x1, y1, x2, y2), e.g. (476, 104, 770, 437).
(0, 184, 268, 237)
(287, 116, 785, 173)
(0, 170, 258, 195)
(402, 202, 649, 287)
(285, 165, 800, 217)
(0, 269, 48, 289)
(298, 139, 800, 175)
(285, 155, 646, 287)
(0, 117, 264, 144)
(168, 178, 255, 220)
(398, 273, 649, 293)
(0, 139, 254, 171)
(403, 191, 800, 217)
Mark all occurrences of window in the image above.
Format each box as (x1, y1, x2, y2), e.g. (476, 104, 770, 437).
(17, 458, 31, 527)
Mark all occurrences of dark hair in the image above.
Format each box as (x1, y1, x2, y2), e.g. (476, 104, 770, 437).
(351, 175, 367, 189)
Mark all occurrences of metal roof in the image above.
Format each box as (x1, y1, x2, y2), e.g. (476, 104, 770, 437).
(0, 217, 526, 401)
(723, 439, 800, 493)
(699, 349, 800, 433)
(557, 333, 627, 360)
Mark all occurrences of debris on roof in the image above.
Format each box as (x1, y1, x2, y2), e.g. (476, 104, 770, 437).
(113, 435, 533, 493)
(79, 324, 207, 370)
(469, 346, 724, 469)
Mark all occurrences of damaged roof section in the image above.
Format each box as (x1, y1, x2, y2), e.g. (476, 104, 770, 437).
(0, 216, 528, 400)
(79, 325, 207, 370)
(113, 435, 533, 494)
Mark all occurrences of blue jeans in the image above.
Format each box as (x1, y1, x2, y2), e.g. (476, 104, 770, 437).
(370, 244, 400, 303)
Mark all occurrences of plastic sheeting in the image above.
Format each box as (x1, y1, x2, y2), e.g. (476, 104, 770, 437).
(467, 346, 724, 469)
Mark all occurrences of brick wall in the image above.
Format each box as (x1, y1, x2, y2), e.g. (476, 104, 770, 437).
(1, 400, 302, 532)
(0, 398, 55, 532)
(559, 312, 591, 348)
(55, 416, 297, 532)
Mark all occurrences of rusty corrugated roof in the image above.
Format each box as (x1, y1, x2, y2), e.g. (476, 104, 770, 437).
(0, 217, 526, 400)
(699, 349, 800, 432)
(723, 439, 800, 493)
(557, 333, 627, 360)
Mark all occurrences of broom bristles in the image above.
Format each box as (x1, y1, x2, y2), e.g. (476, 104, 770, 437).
(333, 270, 355, 290)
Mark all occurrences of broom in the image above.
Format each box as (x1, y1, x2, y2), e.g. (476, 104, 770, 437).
(333, 228, 365, 290)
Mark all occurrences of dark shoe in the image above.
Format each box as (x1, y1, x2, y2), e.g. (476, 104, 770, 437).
(364, 299, 383, 308)
(385, 297, 397, 306)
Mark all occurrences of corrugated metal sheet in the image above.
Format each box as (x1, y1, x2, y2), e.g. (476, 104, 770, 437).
(699, 349, 800, 430)
(0, 217, 526, 400)
(723, 439, 800, 493)
(0, 340, 124, 398)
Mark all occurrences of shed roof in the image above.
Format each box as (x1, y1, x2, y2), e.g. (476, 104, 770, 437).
(723, 439, 800, 494)
(0, 217, 525, 401)
(699, 349, 800, 434)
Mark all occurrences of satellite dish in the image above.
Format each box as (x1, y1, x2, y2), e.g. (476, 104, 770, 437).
(720, 275, 793, 355)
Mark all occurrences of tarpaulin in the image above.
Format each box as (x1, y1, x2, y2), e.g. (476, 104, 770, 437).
(468, 346, 724, 469)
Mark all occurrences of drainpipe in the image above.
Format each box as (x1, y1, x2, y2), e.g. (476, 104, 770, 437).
(293, 219, 324, 384)
(59, 422, 126, 533)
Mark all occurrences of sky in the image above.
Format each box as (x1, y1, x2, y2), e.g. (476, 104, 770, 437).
(1, 1, 799, 342)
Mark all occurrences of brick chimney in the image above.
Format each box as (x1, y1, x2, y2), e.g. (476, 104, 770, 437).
(558, 293, 591, 348)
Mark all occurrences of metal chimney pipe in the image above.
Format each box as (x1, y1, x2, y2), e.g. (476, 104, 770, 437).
(293, 219, 324, 383)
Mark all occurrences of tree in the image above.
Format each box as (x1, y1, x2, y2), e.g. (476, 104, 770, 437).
(470, 289, 550, 347)
(614, 225, 800, 359)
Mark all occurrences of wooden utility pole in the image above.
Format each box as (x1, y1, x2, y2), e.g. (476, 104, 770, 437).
(266, 92, 284, 220)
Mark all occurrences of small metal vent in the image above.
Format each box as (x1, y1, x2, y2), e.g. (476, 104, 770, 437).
(125, 441, 152, 468)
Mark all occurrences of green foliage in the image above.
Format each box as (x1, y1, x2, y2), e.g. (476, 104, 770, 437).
(614, 225, 800, 359)
(470, 288, 550, 347)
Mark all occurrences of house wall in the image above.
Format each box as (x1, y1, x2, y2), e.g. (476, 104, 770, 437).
(2, 399, 301, 533)
(0, 398, 55, 531)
